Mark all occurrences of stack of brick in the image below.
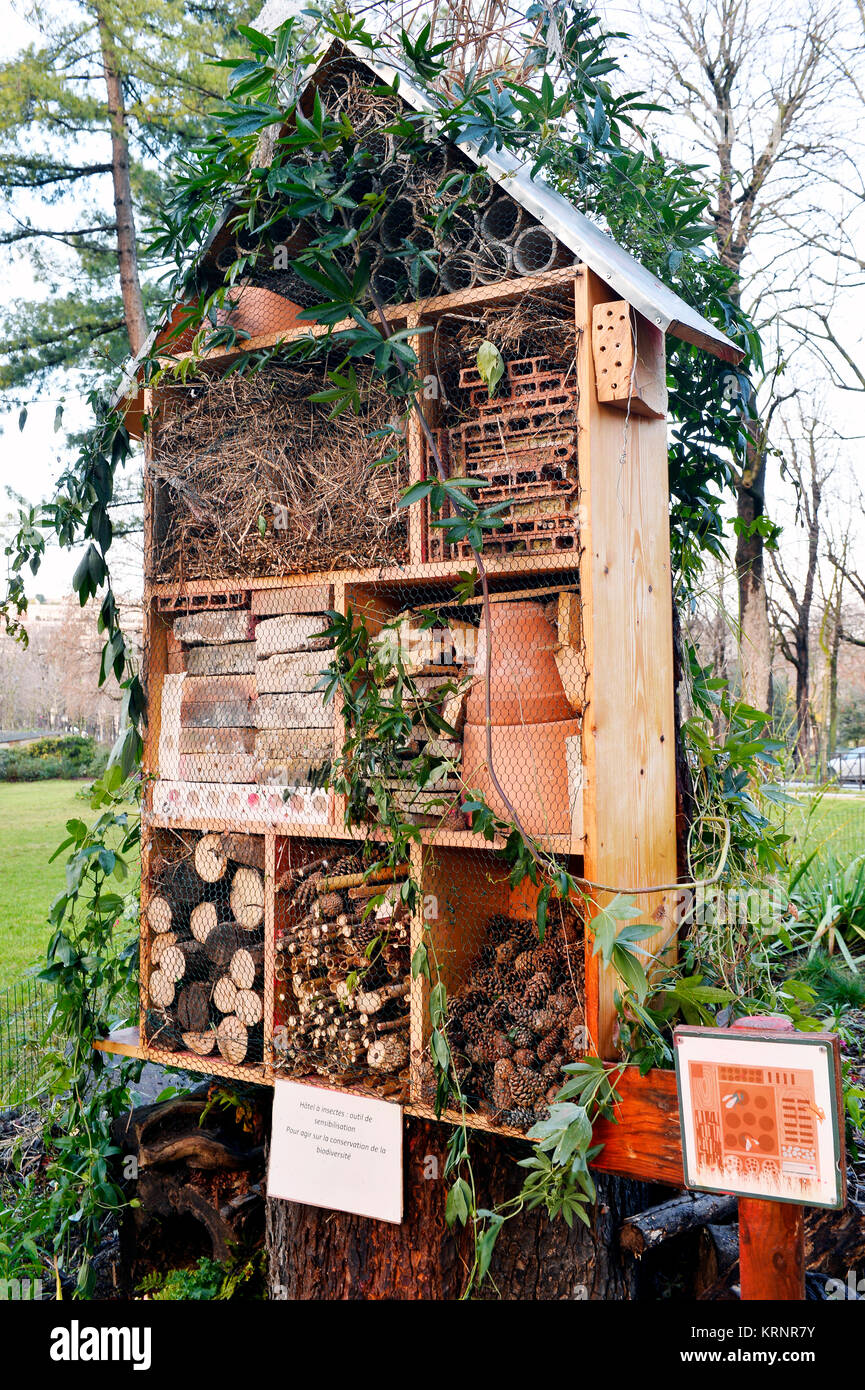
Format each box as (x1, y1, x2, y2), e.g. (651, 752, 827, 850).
(428, 355, 579, 561)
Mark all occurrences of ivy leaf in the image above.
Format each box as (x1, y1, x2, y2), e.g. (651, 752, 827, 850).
(476, 340, 504, 397)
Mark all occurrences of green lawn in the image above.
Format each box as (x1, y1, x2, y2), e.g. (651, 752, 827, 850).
(778, 792, 865, 868)
(0, 781, 138, 992)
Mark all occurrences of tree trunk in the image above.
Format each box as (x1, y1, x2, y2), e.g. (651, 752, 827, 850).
(267, 1116, 650, 1300)
(735, 446, 772, 714)
(95, 3, 148, 356)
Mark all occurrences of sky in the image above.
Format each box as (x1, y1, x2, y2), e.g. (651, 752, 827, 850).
(0, 0, 863, 605)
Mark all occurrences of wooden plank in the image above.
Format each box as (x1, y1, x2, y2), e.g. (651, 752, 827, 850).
(250, 583, 333, 615)
(254, 614, 332, 657)
(186, 642, 256, 676)
(174, 610, 254, 644)
(179, 727, 256, 754)
(263, 832, 276, 1082)
(178, 753, 256, 782)
(591, 1065, 683, 1185)
(93, 1027, 146, 1060)
(255, 651, 327, 693)
(576, 268, 678, 1059)
(739, 1199, 805, 1301)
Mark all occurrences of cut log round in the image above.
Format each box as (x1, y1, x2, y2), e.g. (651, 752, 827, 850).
(230, 947, 263, 991)
(204, 923, 243, 969)
(182, 1030, 217, 1056)
(146, 895, 173, 934)
(217, 1015, 248, 1066)
(366, 1035, 408, 1072)
(190, 901, 218, 943)
(195, 833, 228, 883)
(230, 866, 265, 929)
(159, 945, 187, 984)
(177, 981, 211, 1032)
(212, 976, 238, 1014)
(149, 931, 178, 964)
(220, 833, 265, 871)
(235, 989, 263, 1026)
(149, 967, 175, 1009)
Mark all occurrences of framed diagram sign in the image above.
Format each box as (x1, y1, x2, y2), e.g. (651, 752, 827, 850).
(674, 1025, 845, 1209)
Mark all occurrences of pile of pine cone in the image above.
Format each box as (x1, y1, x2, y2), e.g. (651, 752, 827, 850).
(436, 908, 585, 1131)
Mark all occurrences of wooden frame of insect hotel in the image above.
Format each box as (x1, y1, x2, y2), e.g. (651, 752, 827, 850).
(100, 41, 743, 1181)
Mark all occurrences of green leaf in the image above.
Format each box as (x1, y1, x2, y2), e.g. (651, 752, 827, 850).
(476, 340, 504, 397)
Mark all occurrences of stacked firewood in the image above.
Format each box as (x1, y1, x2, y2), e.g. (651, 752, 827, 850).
(272, 852, 410, 1093)
(144, 831, 266, 1068)
(427, 907, 585, 1131)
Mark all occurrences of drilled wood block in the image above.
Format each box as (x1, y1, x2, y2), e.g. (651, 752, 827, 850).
(178, 754, 257, 783)
(591, 301, 666, 418)
(254, 728, 332, 761)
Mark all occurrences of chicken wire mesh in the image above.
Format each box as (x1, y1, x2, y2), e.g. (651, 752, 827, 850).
(138, 49, 591, 1130)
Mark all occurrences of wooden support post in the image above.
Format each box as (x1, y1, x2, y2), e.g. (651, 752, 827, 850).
(576, 268, 678, 1057)
(738, 1198, 805, 1301)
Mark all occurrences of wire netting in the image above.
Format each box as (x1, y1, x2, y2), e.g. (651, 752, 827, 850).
(139, 48, 589, 1131)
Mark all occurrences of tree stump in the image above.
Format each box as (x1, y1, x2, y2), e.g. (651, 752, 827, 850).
(267, 1115, 651, 1300)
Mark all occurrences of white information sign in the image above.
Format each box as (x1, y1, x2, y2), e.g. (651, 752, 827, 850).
(267, 1079, 403, 1224)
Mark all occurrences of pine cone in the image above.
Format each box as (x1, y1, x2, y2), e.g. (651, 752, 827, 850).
(513, 950, 536, 977)
(491, 1031, 514, 1059)
(537, 1026, 563, 1062)
(510, 1025, 534, 1049)
(524, 970, 552, 1008)
(510, 1062, 544, 1107)
(547, 991, 573, 1016)
(492, 1057, 515, 1110)
(530, 1008, 558, 1035)
(501, 1107, 537, 1131)
(513, 1047, 537, 1069)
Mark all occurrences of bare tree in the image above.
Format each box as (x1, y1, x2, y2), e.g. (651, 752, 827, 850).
(643, 0, 846, 711)
(768, 410, 834, 766)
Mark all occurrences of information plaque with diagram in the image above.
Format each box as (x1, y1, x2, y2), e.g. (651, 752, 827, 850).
(674, 1025, 845, 1209)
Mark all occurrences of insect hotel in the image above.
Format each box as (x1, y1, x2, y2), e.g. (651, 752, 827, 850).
(103, 42, 742, 1163)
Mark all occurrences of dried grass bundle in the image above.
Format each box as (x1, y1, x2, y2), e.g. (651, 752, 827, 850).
(151, 365, 409, 583)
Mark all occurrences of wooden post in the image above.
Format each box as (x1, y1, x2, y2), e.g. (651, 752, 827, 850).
(739, 1198, 805, 1301)
(575, 268, 678, 1057)
(730, 1013, 806, 1301)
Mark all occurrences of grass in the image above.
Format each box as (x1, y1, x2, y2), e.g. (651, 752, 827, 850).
(780, 791, 865, 869)
(0, 781, 138, 993)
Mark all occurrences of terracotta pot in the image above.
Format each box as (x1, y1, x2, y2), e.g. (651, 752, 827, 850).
(216, 284, 302, 338)
(462, 717, 581, 836)
(465, 600, 573, 725)
(154, 286, 302, 356)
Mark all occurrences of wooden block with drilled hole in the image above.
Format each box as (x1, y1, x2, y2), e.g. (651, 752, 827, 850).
(253, 728, 332, 761)
(591, 301, 667, 418)
(250, 584, 333, 616)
